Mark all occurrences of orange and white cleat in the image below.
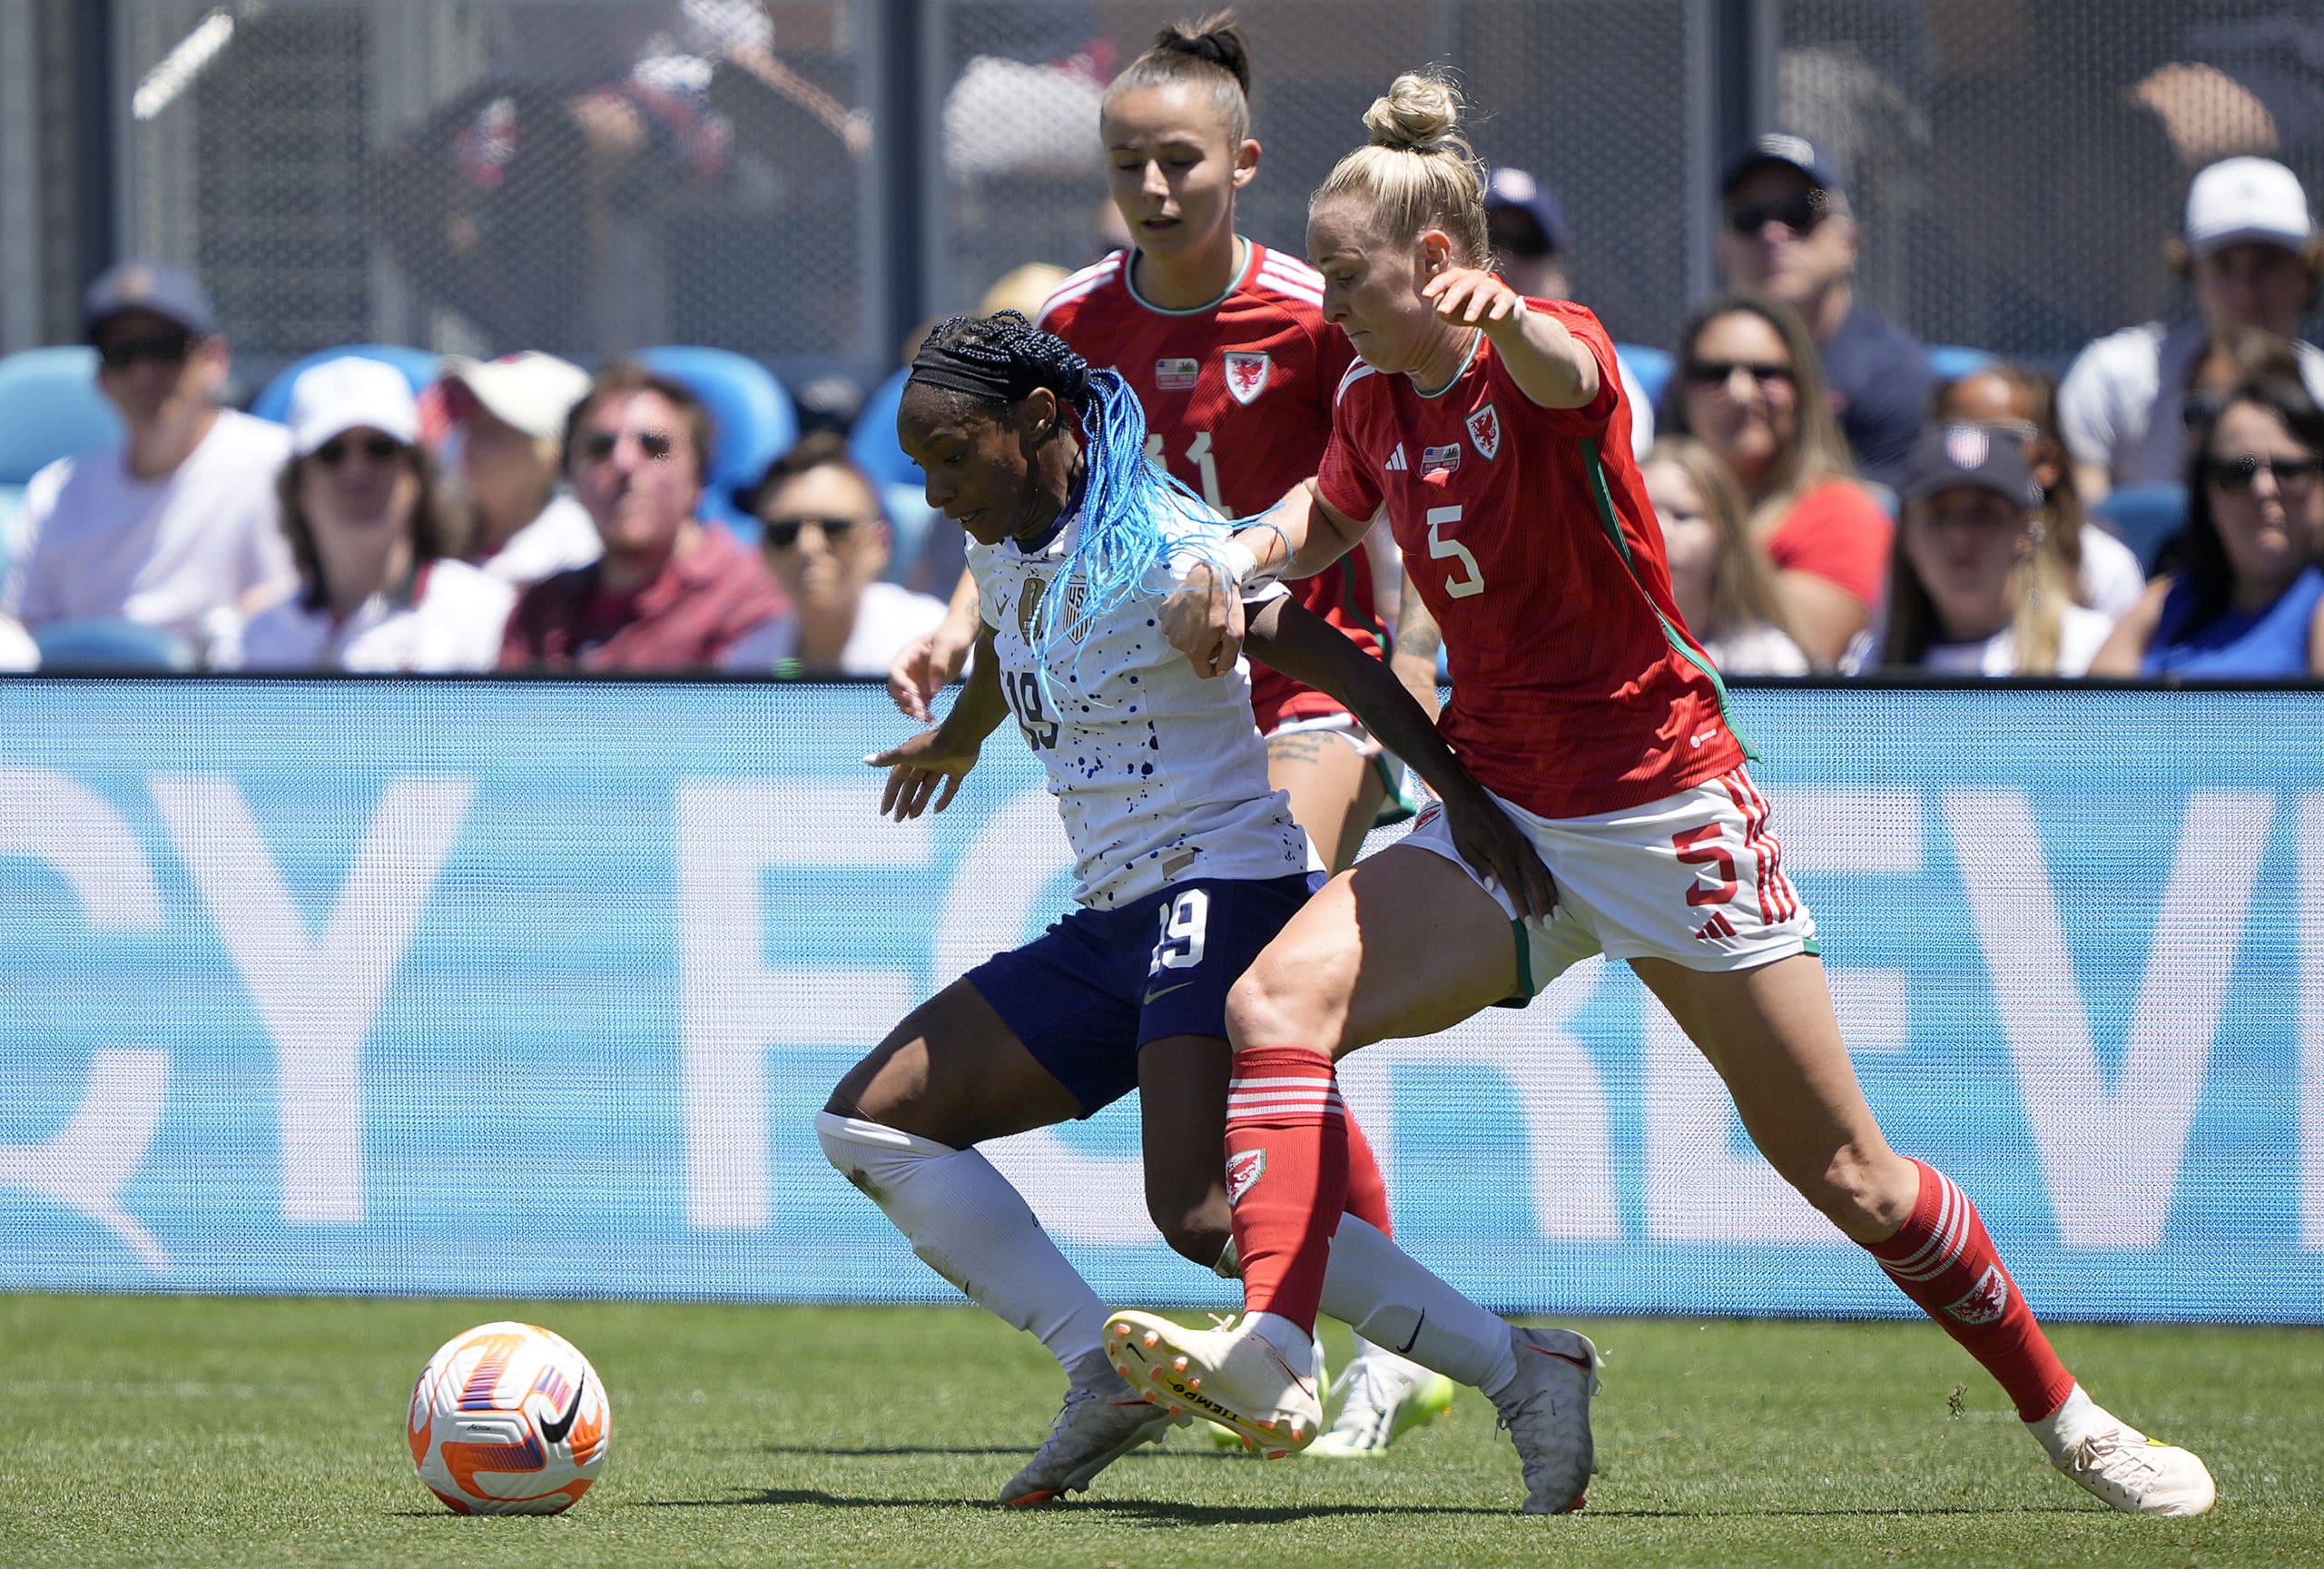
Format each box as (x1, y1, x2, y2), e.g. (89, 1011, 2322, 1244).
(1104, 1310, 1322, 1459)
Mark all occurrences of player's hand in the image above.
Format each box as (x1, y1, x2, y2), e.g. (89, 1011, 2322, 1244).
(1438, 784, 1557, 921)
(866, 727, 980, 821)
(1159, 560, 1246, 679)
(887, 627, 973, 723)
(1422, 267, 1527, 334)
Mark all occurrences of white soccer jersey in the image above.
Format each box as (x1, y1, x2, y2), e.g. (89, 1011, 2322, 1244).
(968, 497, 1308, 908)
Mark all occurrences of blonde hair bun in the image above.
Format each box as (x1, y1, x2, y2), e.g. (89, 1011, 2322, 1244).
(1363, 73, 1466, 153)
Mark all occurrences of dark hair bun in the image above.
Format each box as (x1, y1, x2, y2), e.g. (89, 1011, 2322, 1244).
(1157, 11, 1251, 96)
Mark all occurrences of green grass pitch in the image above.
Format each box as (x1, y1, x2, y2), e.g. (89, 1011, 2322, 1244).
(1, 1294, 2317, 1568)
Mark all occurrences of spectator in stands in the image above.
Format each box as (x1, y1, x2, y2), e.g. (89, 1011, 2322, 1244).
(2091, 374, 2324, 676)
(1640, 436, 1807, 674)
(1847, 424, 2115, 677)
(1664, 291, 1893, 666)
(438, 351, 602, 587)
(2177, 325, 2302, 467)
(499, 360, 783, 671)
(215, 358, 513, 671)
(1, 261, 292, 661)
(1935, 365, 2147, 617)
(2059, 156, 2324, 501)
(721, 432, 947, 676)
(1712, 133, 1932, 488)
(1484, 166, 1653, 459)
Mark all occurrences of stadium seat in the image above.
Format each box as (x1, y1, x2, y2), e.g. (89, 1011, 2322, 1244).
(1927, 344, 1997, 383)
(2090, 481, 2188, 573)
(33, 617, 198, 672)
(0, 347, 124, 486)
(1617, 343, 1671, 410)
(250, 344, 441, 425)
(849, 367, 940, 583)
(636, 345, 799, 538)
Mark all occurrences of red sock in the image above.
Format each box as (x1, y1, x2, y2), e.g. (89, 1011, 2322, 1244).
(1342, 1106, 1393, 1238)
(1866, 1159, 2076, 1422)
(1225, 1045, 1347, 1334)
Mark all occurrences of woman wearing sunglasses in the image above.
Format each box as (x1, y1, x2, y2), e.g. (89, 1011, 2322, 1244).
(1662, 291, 1894, 666)
(216, 357, 513, 671)
(2091, 373, 2324, 676)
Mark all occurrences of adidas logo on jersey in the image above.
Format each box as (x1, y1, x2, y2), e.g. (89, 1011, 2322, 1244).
(1156, 358, 1200, 391)
(1385, 444, 1408, 472)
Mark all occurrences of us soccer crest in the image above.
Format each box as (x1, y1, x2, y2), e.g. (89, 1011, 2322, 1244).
(1017, 572, 1090, 645)
(1467, 402, 1502, 460)
(1224, 351, 1272, 405)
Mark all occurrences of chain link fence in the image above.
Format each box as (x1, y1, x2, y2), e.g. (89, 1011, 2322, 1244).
(62, 0, 2324, 394)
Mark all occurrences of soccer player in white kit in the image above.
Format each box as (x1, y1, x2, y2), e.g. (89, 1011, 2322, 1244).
(817, 311, 1554, 1505)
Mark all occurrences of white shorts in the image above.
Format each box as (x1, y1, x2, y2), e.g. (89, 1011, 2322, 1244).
(1400, 764, 1817, 1000)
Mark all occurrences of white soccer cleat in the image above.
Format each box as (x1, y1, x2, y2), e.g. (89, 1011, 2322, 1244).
(1307, 1347, 1457, 1458)
(1491, 1325, 1600, 1514)
(1105, 1310, 1322, 1459)
(2030, 1386, 2216, 1517)
(1210, 1327, 1326, 1450)
(999, 1351, 1185, 1506)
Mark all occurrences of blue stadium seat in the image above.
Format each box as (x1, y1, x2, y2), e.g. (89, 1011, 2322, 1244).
(0, 347, 124, 485)
(636, 345, 798, 538)
(33, 617, 198, 672)
(1617, 343, 1671, 411)
(250, 345, 441, 424)
(1927, 344, 1997, 383)
(848, 367, 940, 583)
(2090, 481, 2189, 573)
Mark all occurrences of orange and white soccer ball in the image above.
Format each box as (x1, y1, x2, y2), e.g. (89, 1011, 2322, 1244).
(408, 1321, 609, 1515)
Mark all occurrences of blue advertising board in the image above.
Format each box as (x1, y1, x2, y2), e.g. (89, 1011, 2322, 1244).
(1, 678, 2319, 1322)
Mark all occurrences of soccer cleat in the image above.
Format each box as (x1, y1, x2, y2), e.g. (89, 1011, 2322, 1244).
(1307, 1347, 1458, 1458)
(1491, 1325, 1600, 1514)
(999, 1350, 1186, 1506)
(2030, 1386, 2216, 1517)
(1105, 1310, 1321, 1459)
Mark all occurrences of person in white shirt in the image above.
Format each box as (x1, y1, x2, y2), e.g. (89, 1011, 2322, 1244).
(1, 261, 294, 661)
(2058, 155, 2324, 500)
(720, 431, 948, 676)
(437, 350, 603, 587)
(1845, 424, 2113, 677)
(213, 358, 512, 672)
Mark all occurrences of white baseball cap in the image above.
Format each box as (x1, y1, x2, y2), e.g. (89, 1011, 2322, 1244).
(2184, 156, 2314, 258)
(438, 351, 592, 441)
(286, 356, 421, 457)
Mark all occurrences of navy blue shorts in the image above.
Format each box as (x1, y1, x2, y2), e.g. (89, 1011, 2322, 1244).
(965, 873, 1318, 1118)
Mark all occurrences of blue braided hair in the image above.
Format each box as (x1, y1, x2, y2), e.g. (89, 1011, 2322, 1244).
(910, 311, 1222, 706)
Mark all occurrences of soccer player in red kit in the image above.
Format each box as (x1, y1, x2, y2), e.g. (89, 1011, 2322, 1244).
(1105, 72, 2218, 1519)
(891, 13, 1456, 1459)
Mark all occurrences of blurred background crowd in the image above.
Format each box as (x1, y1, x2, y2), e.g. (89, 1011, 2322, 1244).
(4, 0, 2324, 679)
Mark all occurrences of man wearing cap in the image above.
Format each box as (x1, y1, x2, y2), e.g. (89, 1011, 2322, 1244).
(1483, 166, 1655, 459)
(1714, 133, 1933, 490)
(2057, 154, 2324, 501)
(436, 351, 602, 586)
(1, 261, 294, 659)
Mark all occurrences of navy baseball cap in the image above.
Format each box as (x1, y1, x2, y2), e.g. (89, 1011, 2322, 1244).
(82, 260, 219, 341)
(1483, 167, 1568, 256)
(1900, 423, 2038, 507)
(1720, 133, 1846, 199)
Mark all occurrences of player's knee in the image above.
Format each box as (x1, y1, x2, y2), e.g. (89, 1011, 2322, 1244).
(1147, 1182, 1232, 1267)
(1225, 954, 1312, 1053)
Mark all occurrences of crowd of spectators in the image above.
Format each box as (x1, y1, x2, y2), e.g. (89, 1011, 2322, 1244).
(5, 133, 2324, 680)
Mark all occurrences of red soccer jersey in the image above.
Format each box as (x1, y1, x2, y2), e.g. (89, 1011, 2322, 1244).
(1039, 242, 1384, 731)
(1316, 301, 1747, 819)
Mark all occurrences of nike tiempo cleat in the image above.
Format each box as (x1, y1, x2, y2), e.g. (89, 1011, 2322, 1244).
(1105, 1310, 1321, 1459)
(1210, 1329, 1327, 1449)
(2030, 1386, 2216, 1517)
(1492, 1325, 1600, 1514)
(1307, 1347, 1457, 1458)
(999, 1350, 1185, 1506)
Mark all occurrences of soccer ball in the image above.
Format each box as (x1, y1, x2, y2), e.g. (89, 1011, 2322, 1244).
(408, 1320, 609, 1515)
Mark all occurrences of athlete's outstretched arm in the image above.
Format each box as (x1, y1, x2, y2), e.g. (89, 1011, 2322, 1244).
(1246, 597, 1554, 917)
(1422, 267, 1599, 410)
(1157, 486, 1376, 679)
(867, 625, 1007, 821)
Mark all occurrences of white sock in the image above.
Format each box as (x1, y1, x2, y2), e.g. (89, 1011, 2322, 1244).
(2025, 1384, 2093, 1461)
(1243, 1310, 1313, 1363)
(815, 1111, 1108, 1371)
(1319, 1215, 1519, 1396)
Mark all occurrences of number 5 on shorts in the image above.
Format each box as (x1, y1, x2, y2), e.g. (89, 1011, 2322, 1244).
(1150, 888, 1211, 973)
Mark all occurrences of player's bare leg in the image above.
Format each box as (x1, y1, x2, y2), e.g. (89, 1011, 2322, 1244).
(1268, 723, 1390, 877)
(1635, 953, 2215, 1516)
